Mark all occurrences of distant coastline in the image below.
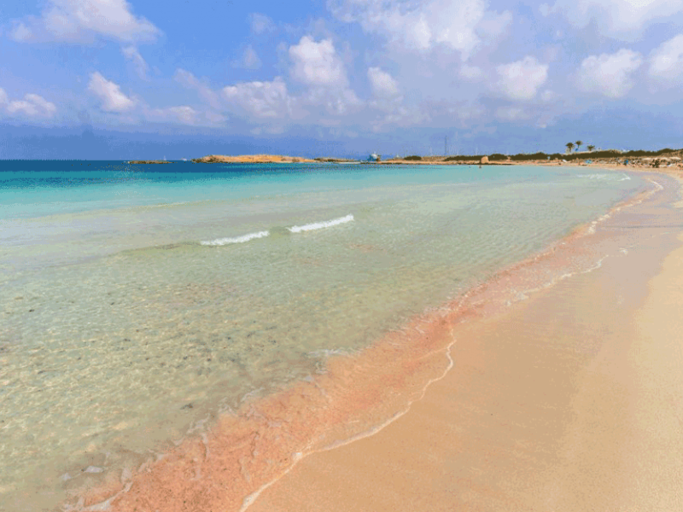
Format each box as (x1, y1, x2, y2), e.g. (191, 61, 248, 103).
(185, 147, 683, 169)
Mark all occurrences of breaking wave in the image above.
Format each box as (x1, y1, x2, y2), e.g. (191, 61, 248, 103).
(201, 230, 270, 246)
(287, 214, 354, 233)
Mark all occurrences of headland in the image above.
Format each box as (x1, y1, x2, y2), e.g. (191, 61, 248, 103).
(192, 154, 316, 164)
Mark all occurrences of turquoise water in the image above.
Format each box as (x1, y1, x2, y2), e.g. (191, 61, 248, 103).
(0, 161, 645, 510)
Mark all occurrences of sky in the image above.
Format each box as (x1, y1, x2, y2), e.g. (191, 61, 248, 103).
(2, 0, 683, 159)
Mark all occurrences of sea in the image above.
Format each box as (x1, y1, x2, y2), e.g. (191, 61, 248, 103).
(0, 161, 647, 510)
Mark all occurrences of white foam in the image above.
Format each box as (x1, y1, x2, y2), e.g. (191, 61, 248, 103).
(287, 214, 354, 233)
(200, 230, 269, 246)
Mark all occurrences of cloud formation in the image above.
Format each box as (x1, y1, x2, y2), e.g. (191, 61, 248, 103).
(223, 77, 293, 119)
(496, 57, 548, 101)
(2, 93, 57, 118)
(289, 36, 348, 87)
(237, 46, 262, 70)
(174, 69, 221, 109)
(145, 105, 222, 126)
(541, 0, 683, 40)
(10, 0, 160, 43)
(577, 49, 643, 98)
(329, 0, 510, 58)
(368, 67, 400, 98)
(122, 46, 149, 79)
(88, 72, 135, 112)
(249, 13, 275, 35)
(649, 34, 683, 86)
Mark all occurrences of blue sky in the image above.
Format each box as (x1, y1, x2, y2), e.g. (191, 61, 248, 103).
(2, 0, 683, 158)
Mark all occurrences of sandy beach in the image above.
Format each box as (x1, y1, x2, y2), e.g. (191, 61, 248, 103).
(56, 167, 683, 512)
(245, 170, 683, 511)
(8, 0, 683, 507)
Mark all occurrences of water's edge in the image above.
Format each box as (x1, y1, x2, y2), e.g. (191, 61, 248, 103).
(61, 170, 680, 512)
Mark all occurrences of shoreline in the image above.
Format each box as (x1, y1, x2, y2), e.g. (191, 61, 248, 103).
(245, 168, 683, 511)
(60, 168, 682, 512)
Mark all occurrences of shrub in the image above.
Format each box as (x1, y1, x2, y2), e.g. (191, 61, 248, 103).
(488, 153, 508, 161)
(444, 155, 483, 161)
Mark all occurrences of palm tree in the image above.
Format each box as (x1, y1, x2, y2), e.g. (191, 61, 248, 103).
(575, 140, 583, 152)
(566, 142, 574, 154)
(587, 145, 595, 152)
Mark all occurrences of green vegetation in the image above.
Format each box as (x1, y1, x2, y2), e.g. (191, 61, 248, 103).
(488, 153, 508, 161)
(444, 155, 485, 162)
(438, 147, 680, 163)
(399, 147, 679, 165)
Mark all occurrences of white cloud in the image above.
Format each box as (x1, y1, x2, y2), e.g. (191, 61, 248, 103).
(328, 0, 511, 59)
(289, 36, 348, 87)
(10, 23, 33, 42)
(366, 67, 403, 122)
(649, 34, 683, 85)
(88, 72, 135, 112)
(541, 0, 683, 40)
(237, 45, 262, 70)
(162, 106, 196, 125)
(0, 88, 8, 107)
(222, 77, 293, 119)
(140, 103, 226, 127)
(368, 67, 400, 98)
(496, 56, 548, 100)
(249, 13, 275, 34)
(174, 69, 221, 109)
(10, 0, 160, 43)
(5, 93, 57, 118)
(146, 106, 200, 125)
(577, 49, 643, 98)
(287, 37, 363, 118)
(304, 87, 362, 116)
(122, 46, 149, 79)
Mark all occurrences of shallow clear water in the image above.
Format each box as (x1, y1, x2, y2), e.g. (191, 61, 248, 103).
(0, 161, 644, 510)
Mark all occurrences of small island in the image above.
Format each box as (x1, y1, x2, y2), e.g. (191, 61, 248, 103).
(192, 154, 316, 163)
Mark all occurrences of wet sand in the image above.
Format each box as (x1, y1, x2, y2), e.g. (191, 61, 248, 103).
(245, 176, 683, 511)
(68, 170, 683, 512)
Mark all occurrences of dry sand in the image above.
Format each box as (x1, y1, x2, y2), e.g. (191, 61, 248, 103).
(245, 177, 683, 511)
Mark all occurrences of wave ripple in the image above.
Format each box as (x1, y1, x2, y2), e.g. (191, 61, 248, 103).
(288, 214, 354, 233)
(201, 230, 270, 246)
